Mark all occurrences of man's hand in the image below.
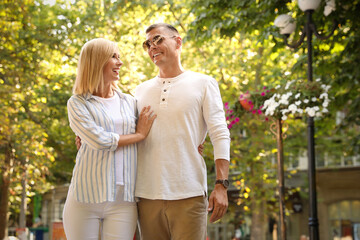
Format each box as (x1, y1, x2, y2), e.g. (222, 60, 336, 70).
(208, 159, 229, 223)
(75, 136, 81, 150)
(198, 141, 205, 155)
(208, 184, 228, 223)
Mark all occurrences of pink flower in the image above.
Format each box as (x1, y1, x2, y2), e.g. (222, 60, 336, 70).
(224, 102, 229, 109)
(228, 124, 233, 129)
(248, 101, 252, 104)
(263, 86, 267, 89)
(258, 109, 262, 114)
(252, 110, 257, 114)
(235, 117, 240, 122)
(226, 116, 229, 120)
(261, 92, 265, 96)
(265, 117, 269, 121)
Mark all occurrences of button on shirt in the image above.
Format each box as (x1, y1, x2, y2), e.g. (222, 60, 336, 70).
(67, 89, 137, 203)
(134, 71, 230, 200)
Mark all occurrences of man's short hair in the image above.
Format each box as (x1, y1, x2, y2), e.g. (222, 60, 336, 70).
(145, 23, 179, 35)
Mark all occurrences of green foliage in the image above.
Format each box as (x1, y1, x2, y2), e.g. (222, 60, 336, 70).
(188, 0, 289, 42)
(188, 0, 360, 232)
(0, 0, 359, 235)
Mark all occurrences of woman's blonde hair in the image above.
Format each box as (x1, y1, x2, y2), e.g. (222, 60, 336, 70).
(73, 38, 119, 95)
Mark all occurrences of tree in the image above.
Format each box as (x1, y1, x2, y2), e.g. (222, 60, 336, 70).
(188, 0, 360, 153)
(187, 0, 360, 238)
(1, 0, 359, 238)
(0, 0, 71, 236)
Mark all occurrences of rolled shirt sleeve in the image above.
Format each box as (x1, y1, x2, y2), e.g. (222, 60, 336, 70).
(67, 95, 120, 151)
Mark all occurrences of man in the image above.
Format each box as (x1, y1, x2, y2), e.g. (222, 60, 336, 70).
(135, 23, 230, 240)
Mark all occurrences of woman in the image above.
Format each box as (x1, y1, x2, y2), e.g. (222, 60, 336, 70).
(63, 38, 156, 240)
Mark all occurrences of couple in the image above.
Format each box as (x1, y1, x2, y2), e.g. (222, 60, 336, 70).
(63, 23, 231, 240)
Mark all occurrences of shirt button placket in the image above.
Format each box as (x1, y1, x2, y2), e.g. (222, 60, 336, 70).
(160, 80, 170, 108)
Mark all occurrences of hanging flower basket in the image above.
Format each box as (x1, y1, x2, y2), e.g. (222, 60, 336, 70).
(261, 79, 331, 120)
(225, 79, 331, 128)
(239, 93, 254, 111)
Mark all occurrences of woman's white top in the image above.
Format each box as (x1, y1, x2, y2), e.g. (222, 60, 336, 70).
(67, 89, 137, 203)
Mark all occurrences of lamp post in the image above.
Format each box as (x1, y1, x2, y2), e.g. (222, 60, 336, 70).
(274, 1, 337, 239)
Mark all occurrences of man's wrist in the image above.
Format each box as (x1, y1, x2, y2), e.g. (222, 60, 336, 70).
(215, 179, 229, 189)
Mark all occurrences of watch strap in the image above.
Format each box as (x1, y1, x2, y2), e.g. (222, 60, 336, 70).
(215, 179, 229, 188)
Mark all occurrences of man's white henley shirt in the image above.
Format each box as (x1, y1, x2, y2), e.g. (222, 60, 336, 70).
(134, 71, 230, 200)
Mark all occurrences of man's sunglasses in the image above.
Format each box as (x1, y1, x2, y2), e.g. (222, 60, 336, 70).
(142, 35, 177, 51)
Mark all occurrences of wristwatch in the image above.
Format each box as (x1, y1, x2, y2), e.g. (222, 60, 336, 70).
(215, 179, 229, 189)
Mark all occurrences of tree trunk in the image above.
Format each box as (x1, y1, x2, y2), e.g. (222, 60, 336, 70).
(254, 47, 264, 87)
(250, 162, 266, 240)
(0, 143, 13, 240)
(250, 198, 266, 240)
(19, 164, 28, 228)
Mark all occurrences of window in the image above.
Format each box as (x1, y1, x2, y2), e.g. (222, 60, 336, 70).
(59, 198, 66, 220)
(329, 200, 360, 240)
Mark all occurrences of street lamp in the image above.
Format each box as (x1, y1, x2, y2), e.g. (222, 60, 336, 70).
(274, 1, 337, 240)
